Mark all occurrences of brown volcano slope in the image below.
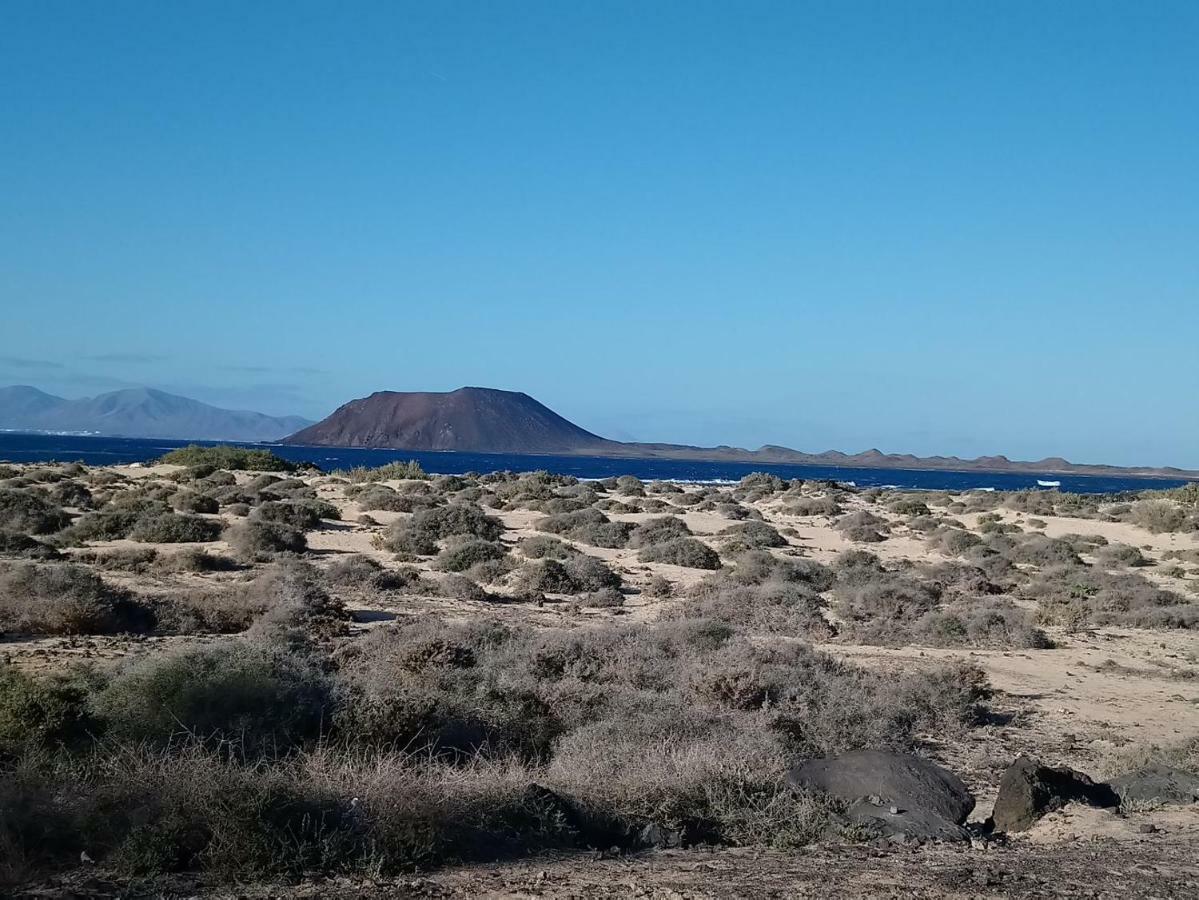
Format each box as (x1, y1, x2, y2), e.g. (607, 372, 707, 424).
(282, 387, 616, 453)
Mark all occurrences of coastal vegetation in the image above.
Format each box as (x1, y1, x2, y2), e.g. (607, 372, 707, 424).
(0, 461, 1197, 888)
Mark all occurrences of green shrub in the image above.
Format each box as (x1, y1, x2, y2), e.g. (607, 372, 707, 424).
(253, 499, 340, 531)
(433, 538, 508, 573)
(129, 512, 222, 544)
(0, 664, 97, 756)
(158, 445, 298, 472)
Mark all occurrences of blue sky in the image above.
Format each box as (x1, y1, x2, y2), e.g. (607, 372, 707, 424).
(2, 1, 1196, 466)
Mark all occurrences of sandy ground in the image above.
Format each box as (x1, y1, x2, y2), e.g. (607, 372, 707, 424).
(5, 467, 1199, 897)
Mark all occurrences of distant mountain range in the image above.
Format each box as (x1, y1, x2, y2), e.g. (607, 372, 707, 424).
(282, 387, 1199, 479)
(0, 386, 311, 442)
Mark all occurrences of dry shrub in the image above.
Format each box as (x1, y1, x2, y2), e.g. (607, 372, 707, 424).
(433, 538, 508, 573)
(627, 516, 692, 549)
(834, 511, 889, 543)
(719, 520, 786, 551)
(535, 509, 632, 549)
(380, 504, 503, 556)
(785, 496, 841, 517)
(129, 512, 222, 544)
(0, 562, 154, 636)
(1025, 564, 1198, 630)
(517, 535, 577, 559)
(638, 537, 721, 570)
(224, 520, 307, 561)
(0, 488, 70, 535)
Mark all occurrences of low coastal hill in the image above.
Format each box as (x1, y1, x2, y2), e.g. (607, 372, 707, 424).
(283, 386, 617, 454)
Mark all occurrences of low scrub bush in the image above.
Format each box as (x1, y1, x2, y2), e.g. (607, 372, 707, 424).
(628, 516, 692, 549)
(913, 600, 1051, 650)
(0, 664, 97, 756)
(1026, 565, 1197, 630)
(47, 480, 93, 509)
(719, 520, 786, 551)
(253, 499, 340, 531)
(129, 511, 222, 544)
(534, 509, 632, 549)
(159, 445, 298, 472)
(346, 483, 441, 513)
(0, 488, 70, 535)
(335, 460, 427, 482)
(440, 573, 489, 602)
(887, 497, 930, 516)
(224, 520, 307, 561)
(671, 581, 832, 639)
(325, 554, 428, 592)
(1094, 543, 1151, 568)
(785, 496, 842, 517)
(926, 526, 982, 556)
(380, 504, 503, 556)
(638, 537, 721, 570)
(834, 511, 889, 543)
(434, 538, 508, 573)
(577, 587, 625, 609)
(0, 533, 62, 561)
(170, 491, 219, 514)
(93, 642, 334, 753)
(832, 568, 941, 644)
(0, 562, 154, 636)
(512, 554, 621, 595)
(1127, 500, 1192, 534)
(517, 535, 577, 559)
(999, 534, 1082, 568)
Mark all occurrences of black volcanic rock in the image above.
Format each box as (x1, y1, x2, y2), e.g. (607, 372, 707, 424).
(283, 387, 616, 453)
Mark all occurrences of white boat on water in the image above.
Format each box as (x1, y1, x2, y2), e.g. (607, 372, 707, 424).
(1037, 479, 1061, 488)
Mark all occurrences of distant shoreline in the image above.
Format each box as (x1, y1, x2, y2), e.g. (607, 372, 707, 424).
(277, 440, 1199, 482)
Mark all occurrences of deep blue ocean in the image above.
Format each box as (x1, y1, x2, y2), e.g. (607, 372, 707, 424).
(0, 433, 1190, 495)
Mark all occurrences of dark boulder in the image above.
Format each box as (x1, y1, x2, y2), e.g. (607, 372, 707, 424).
(843, 799, 971, 843)
(787, 750, 975, 842)
(1109, 765, 1199, 807)
(989, 756, 1118, 832)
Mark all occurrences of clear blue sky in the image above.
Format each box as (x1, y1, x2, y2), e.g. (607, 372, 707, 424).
(2, 1, 1196, 466)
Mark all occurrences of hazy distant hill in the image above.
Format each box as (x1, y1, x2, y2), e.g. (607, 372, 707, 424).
(0, 385, 311, 442)
(284, 387, 616, 453)
(284, 385, 1199, 479)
